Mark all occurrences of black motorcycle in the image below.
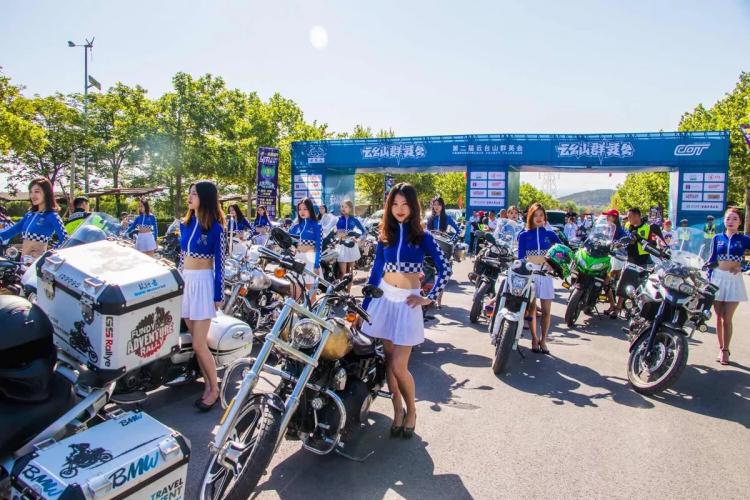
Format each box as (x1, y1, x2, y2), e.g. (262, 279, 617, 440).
(0, 243, 23, 295)
(468, 233, 514, 323)
(201, 230, 387, 499)
(158, 220, 181, 266)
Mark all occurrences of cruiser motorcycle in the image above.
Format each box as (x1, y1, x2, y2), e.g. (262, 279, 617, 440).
(623, 227, 717, 394)
(200, 229, 387, 500)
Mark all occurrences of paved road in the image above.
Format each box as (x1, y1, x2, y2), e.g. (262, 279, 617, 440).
(140, 259, 750, 499)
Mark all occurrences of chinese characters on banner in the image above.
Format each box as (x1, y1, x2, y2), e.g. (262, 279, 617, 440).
(555, 140, 634, 163)
(257, 147, 280, 218)
(680, 172, 725, 211)
(469, 171, 506, 208)
(452, 143, 524, 155)
(293, 173, 323, 207)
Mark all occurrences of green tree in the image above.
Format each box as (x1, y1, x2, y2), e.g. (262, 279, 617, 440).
(519, 182, 559, 210)
(86, 83, 154, 214)
(0, 71, 46, 156)
(433, 172, 466, 207)
(609, 172, 669, 213)
(678, 71, 750, 231)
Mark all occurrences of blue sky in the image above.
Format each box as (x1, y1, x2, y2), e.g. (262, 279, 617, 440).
(2, 0, 749, 195)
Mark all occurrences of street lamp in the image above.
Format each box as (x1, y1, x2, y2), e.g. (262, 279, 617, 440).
(67, 37, 96, 194)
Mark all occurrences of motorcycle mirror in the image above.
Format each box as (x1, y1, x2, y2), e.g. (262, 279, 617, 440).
(334, 274, 353, 292)
(271, 227, 293, 249)
(362, 284, 384, 298)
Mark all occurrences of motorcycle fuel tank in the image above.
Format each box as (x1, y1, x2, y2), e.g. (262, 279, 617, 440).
(207, 312, 254, 367)
(35, 240, 183, 377)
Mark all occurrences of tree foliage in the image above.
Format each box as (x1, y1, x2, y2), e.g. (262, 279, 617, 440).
(609, 172, 669, 214)
(0, 71, 46, 157)
(519, 182, 560, 210)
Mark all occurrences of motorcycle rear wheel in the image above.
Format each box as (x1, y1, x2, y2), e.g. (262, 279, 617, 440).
(627, 329, 688, 395)
(199, 395, 282, 500)
(492, 319, 517, 374)
(469, 282, 490, 324)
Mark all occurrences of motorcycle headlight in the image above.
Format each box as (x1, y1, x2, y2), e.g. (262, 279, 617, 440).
(662, 273, 684, 291)
(291, 319, 322, 349)
(231, 242, 248, 260)
(244, 267, 271, 290)
(678, 283, 695, 295)
(223, 258, 240, 280)
(509, 274, 529, 296)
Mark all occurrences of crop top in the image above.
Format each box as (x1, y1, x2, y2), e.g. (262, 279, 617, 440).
(289, 218, 322, 269)
(364, 224, 453, 308)
(336, 215, 366, 238)
(227, 217, 253, 234)
(253, 215, 271, 228)
(179, 216, 226, 302)
(427, 213, 460, 238)
(517, 227, 561, 259)
(0, 210, 68, 247)
(707, 232, 750, 265)
(126, 214, 158, 240)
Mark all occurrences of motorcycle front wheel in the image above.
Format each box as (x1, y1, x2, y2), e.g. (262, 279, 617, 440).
(200, 395, 282, 500)
(565, 287, 584, 328)
(469, 282, 490, 324)
(627, 329, 688, 395)
(220, 358, 253, 409)
(492, 319, 517, 374)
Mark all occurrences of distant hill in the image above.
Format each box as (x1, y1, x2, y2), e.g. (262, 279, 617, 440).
(559, 189, 615, 208)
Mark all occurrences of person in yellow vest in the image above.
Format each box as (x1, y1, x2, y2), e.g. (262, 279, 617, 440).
(702, 215, 716, 260)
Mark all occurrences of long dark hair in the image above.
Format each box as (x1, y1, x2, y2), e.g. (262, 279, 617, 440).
(380, 182, 423, 245)
(28, 177, 58, 212)
(228, 203, 247, 224)
(317, 204, 327, 221)
(183, 180, 226, 230)
(139, 198, 151, 216)
(428, 195, 447, 232)
(296, 198, 317, 225)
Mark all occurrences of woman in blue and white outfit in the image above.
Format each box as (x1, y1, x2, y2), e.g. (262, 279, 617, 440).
(517, 202, 560, 354)
(707, 207, 750, 365)
(226, 204, 253, 237)
(428, 196, 460, 240)
(336, 200, 366, 281)
(126, 198, 158, 256)
(363, 183, 452, 439)
(289, 198, 321, 291)
(0, 177, 67, 259)
(180, 180, 226, 411)
(252, 205, 272, 245)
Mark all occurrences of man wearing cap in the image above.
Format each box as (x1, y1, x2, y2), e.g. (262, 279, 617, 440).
(703, 215, 716, 259)
(661, 219, 674, 247)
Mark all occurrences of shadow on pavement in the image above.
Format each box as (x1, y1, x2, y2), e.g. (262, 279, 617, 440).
(254, 413, 473, 499)
(412, 338, 494, 412)
(650, 363, 750, 428)
(497, 353, 655, 409)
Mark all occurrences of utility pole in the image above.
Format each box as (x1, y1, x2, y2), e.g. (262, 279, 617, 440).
(68, 37, 98, 194)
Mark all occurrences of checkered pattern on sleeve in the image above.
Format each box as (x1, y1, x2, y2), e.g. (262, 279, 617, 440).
(426, 239, 454, 301)
(215, 230, 226, 302)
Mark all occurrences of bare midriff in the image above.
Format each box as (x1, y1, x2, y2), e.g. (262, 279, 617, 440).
(718, 261, 741, 273)
(183, 255, 213, 270)
(527, 255, 547, 266)
(22, 240, 47, 259)
(255, 226, 268, 234)
(298, 245, 314, 253)
(137, 227, 152, 234)
(383, 271, 421, 290)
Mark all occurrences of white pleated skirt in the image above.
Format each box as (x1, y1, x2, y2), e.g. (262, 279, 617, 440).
(181, 269, 217, 320)
(135, 232, 157, 252)
(529, 263, 555, 300)
(362, 281, 424, 346)
(336, 243, 361, 263)
(711, 269, 748, 302)
(296, 250, 317, 284)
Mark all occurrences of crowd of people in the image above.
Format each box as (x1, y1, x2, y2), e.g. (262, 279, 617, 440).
(0, 177, 748, 431)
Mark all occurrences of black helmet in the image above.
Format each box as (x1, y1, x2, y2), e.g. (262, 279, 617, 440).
(707, 215, 714, 220)
(0, 295, 56, 402)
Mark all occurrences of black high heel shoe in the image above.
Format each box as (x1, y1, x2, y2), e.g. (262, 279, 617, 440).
(402, 414, 416, 439)
(195, 395, 218, 412)
(390, 409, 406, 438)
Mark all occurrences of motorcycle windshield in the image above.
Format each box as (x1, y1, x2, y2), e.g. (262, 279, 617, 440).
(63, 212, 124, 248)
(497, 221, 521, 247)
(587, 217, 615, 244)
(669, 227, 705, 269)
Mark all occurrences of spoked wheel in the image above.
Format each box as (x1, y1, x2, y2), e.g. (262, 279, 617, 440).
(220, 358, 254, 409)
(627, 329, 688, 395)
(199, 395, 282, 500)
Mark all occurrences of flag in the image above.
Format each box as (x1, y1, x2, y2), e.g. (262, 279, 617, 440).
(740, 124, 750, 150)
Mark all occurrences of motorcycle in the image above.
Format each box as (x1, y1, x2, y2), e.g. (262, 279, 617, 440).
(355, 225, 378, 270)
(623, 227, 716, 394)
(0, 243, 24, 295)
(488, 246, 567, 374)
(468, 225, 517, 324)
(564, 217, 614, 327)
(158, 219, 182, 266)
(200, 228, 387, 499)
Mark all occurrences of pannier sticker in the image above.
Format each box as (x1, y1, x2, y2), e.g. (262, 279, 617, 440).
(104, 317, 114, 368)
(108, 450, 161, 489)
(119, 412, 144, 427)
(57, 272, 82, 290)
(126, 307, 174, 358)
(20, 464, 65, 497)
(133, 278, 167, 298)
(150, 477, 185, 500)
(58, 443, 114, 478)
(69, 321, 99, 364)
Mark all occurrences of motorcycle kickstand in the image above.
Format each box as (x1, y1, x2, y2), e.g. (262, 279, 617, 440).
(335, 443, 374, 462)
(516, 345, 526, 360)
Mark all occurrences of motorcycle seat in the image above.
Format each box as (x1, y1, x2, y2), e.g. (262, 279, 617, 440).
(0, 372, 76, 455)
(350, 329, 376, 356)
(268, 275, 291, 295)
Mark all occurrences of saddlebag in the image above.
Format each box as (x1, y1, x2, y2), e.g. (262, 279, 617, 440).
(11, 410, 190, 499)
(207, 313, 254, 366)
(35, 240, 184, 378)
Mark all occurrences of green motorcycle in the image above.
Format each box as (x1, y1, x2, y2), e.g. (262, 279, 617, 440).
(564, 218, 615, 328)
